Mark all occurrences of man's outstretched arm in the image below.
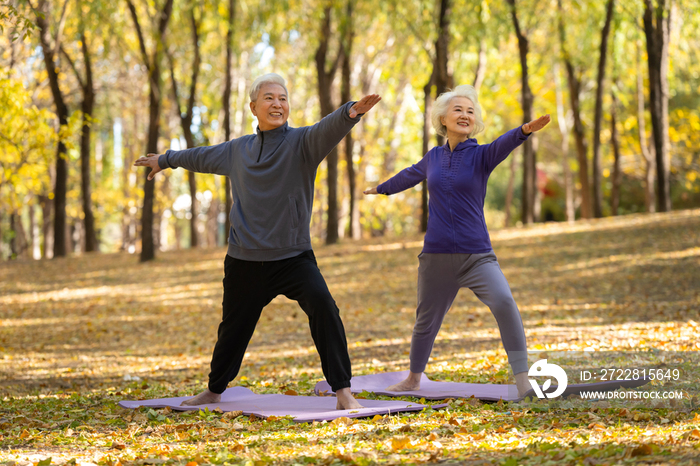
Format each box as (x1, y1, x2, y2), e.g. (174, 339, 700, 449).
(134, 141, 234, 180)
(302, 94, 381, 166)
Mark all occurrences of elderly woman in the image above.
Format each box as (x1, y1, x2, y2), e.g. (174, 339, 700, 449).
(135, 73, 380, 409)
(364, 85, 549, 396)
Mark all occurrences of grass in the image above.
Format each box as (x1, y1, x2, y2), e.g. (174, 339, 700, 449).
(1, 209, 699, 465)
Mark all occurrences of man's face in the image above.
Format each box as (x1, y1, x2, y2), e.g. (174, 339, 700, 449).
(250, 83, 290, 131)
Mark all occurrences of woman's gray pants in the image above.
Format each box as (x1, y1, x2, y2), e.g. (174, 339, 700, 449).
(409, 252, 528, 375)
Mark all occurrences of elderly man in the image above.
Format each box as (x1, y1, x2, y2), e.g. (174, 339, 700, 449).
(135, 73, 380, 409)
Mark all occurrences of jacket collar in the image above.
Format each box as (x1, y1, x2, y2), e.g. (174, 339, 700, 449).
(256, 122, 288, 143)
(443, 137, 478, 153)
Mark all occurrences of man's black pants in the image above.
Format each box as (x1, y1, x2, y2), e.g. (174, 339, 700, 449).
(208, 250, 353, 393)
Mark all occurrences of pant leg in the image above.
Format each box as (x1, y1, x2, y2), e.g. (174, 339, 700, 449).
(208, 255, 274, 394)
(272, 250, 353, 392)
(456, 253, 528, 375)
(409, 253, 460, 373)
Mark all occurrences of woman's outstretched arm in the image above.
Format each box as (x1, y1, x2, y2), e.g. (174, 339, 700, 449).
(483, 115, 551, 173)
(363, 151, 431, 196)
(521, 114, 551, 135)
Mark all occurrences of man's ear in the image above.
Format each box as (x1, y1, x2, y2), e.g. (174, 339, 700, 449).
(249, 101, 257, 116)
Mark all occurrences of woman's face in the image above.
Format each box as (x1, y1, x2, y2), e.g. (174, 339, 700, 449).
(250, 83, 290, 131)
(441, 97, 476, 139)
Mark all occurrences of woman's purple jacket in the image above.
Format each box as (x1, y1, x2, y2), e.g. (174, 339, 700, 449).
(377, 126, 530, 254)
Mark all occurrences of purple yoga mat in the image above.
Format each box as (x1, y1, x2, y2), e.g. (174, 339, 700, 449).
(119, 386, 444, 423)
(314, 371, 649, 402)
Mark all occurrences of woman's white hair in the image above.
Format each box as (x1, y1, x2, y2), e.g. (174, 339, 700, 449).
(431, 85, 485, 138)
(249, 73, 288, 102)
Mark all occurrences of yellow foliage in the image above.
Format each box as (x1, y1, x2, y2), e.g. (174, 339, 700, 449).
(0, 78, 56, 209)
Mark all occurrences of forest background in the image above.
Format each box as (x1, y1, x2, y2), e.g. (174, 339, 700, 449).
(0, 0, 699, 260)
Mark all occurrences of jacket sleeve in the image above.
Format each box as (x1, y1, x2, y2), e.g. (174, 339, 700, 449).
(482, 126, 530, 173)
(376, 151, 430, 195)
(158, 140, 233, 176)
(300, 101, 362, 167)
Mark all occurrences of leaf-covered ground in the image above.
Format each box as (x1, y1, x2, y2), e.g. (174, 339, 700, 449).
(1, 210, 699, 465)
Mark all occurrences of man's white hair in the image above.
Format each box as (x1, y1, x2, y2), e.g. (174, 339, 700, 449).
(249, 73, 288, 102)
(431, 84, 485, 138)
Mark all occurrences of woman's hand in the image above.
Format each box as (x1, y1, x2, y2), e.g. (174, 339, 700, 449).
(349, 94, 382, 118)
(522, 114, 551, 135)
(363, 187, 378, 195)
(133, 153, 163, 181)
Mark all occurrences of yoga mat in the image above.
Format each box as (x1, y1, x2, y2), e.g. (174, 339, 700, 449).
(314, 371, 650, 402)
(119, 386, 445, 423)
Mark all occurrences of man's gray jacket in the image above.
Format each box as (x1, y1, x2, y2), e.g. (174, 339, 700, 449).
(159, 101, 361, 261)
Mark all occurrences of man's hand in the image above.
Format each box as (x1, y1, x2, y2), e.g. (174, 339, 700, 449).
(133, 153, 163, 181)
(349, 94, 381, 118)
(522, 114, 551, 135)
(363, 187, 378, 195)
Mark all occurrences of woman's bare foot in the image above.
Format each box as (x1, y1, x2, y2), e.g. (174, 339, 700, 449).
(515, 372, 532, 398)
(386, 371, 422, 392)
(181, 388, 221, 406)
(336, 388, 363, 410)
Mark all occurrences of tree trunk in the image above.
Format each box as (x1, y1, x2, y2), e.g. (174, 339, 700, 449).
(421, 70, 435, 233)
(434, 0, 453, 98)
(127, 0, 175, 262)
(10, 211, 29, 259)
(591, 0, 615, 218)
(558, 0, 591, 219)
(341, 0, 358, 239)
(315, 6, 342, 245)
(223, 0, 236, 244)
(29, 202, 39, 259)
(141, 82, 160, 261)
(610, 85, 621, 216)
(39, 194, 53, 258)
(636, 41, 656, 213)
(168, 8, 201, 248)
(473, 39, 486, 91)
(34, 1, 69, 258)
(507, 0, 536, 224)
(643, 0, 672, 212)
(79, 31, 98, 252)
(420, 0, 453, 230)
(554, 62, 575, 223)
(503, 152, 517, 226)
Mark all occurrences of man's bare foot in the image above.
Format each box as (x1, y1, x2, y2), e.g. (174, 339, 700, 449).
(515, 372, 531, 398)
(386, 371, 422, 392)
(336, 387, 363, 410)
(181, 389, 221, 406)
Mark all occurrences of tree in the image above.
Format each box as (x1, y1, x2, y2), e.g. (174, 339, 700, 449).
(167, 4, 203, 248)
(553, 62, 575, 223)
(222, 0, 236, 243)
(557, 0, 592, 219)
(315, 5, 343, 245)
(126, 0, 175, 262)
(643, 0, 672, 212)
(609, 25, 622, 215)
(60, 1, 98, 252)
(636, 40, 656, 212)
(340, 0, 359, 239)
(591, 0, 615, 218)
(506, 0, 536, 224)
(28, 0, 71, 257)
